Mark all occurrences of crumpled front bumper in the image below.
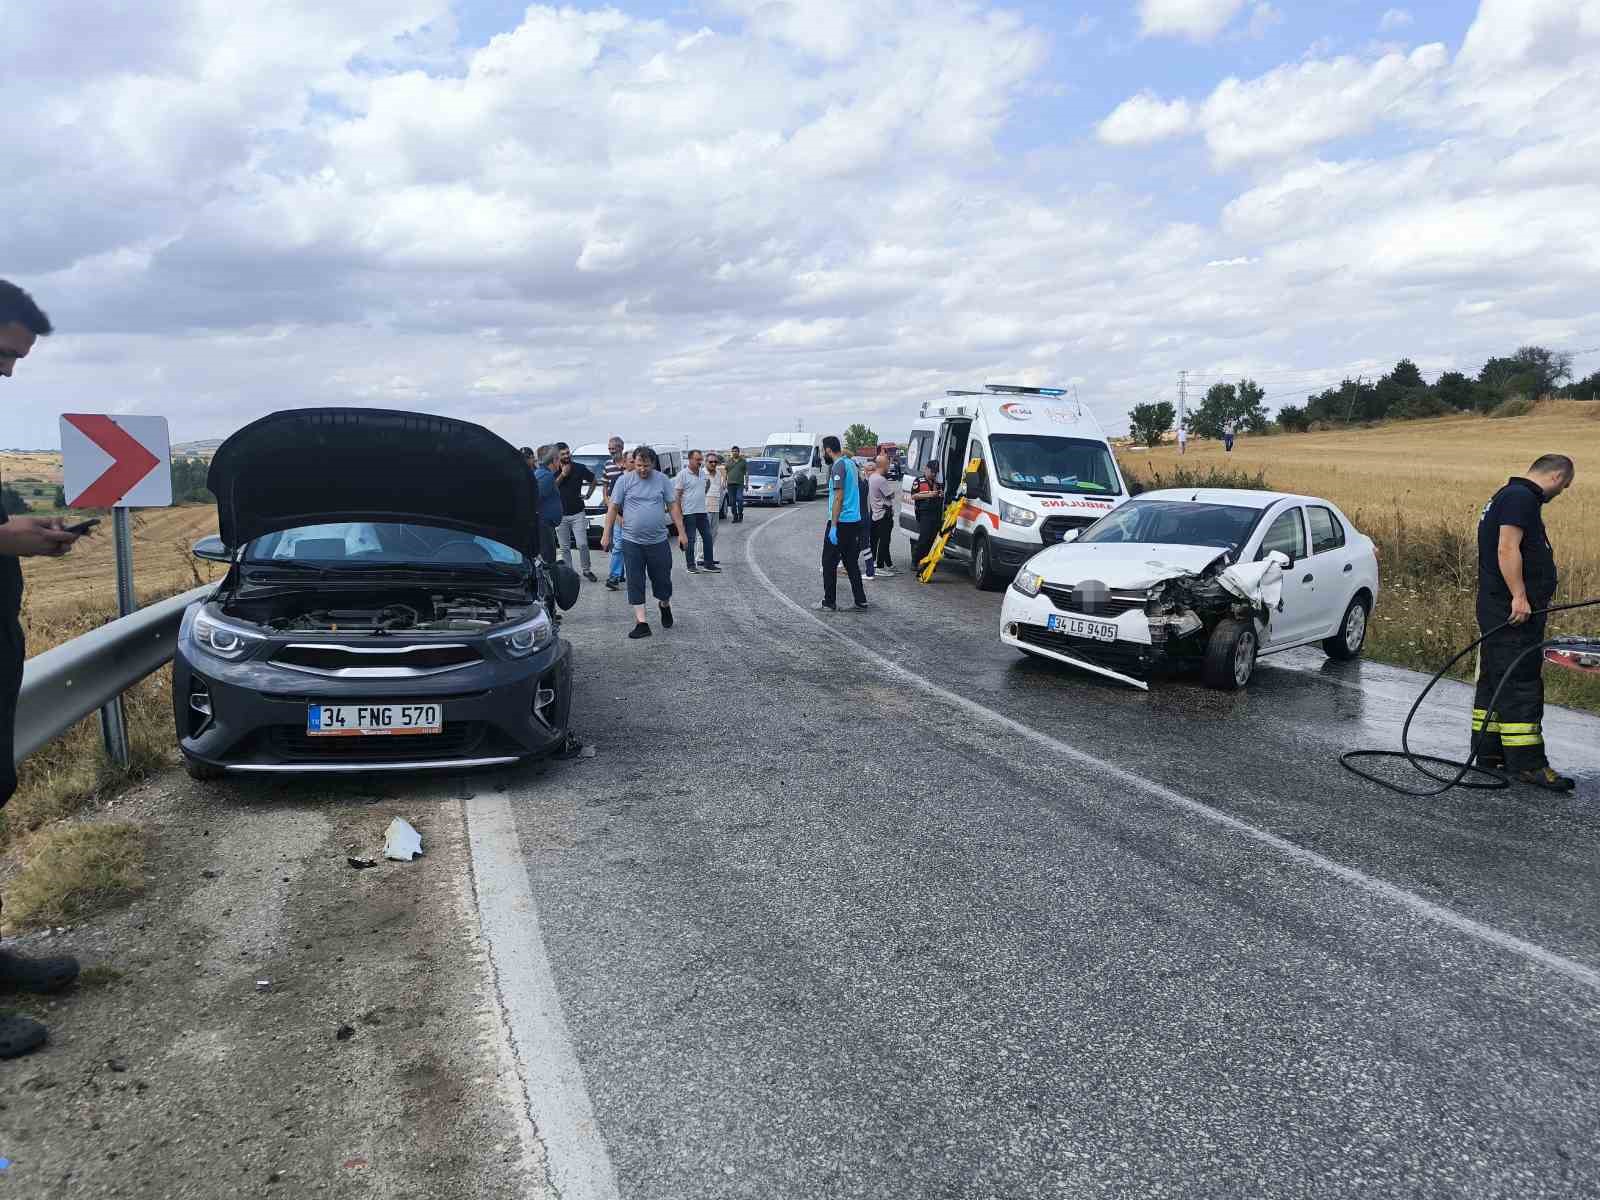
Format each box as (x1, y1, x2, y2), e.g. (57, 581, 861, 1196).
(999, 587, 1156, 690)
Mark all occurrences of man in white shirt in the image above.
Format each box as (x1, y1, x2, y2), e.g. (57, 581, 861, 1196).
(674, 450, 720, 573)
(867, 454, 898, 577)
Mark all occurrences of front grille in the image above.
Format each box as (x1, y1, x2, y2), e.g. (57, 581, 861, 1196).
(267, 722, 486, 762)
(1040, 516, 1099, 545)
(1039, 584, 1147, 618)
(1016, 624, 1153, 676)
(271, 643, 481, 675)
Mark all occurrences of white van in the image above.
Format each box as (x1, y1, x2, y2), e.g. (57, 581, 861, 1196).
(573, 441, 683, 545)
(897, 385, 1129, 589)
(762, 432, 826, 500)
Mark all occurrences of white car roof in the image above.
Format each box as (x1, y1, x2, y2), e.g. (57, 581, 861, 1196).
(572, 442, 612, 456)
(1134, 487, 1328, 510)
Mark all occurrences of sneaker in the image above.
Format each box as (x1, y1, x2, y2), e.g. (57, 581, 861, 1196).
(0, 1012, 48, 1059)
(1516, 766, 1576, 792)
(0, 949, 80, 995)
(582, 570, 598, 582)
(817, 601, 838, 612)
(701, 563, 722, 573)
(605, 578, 620, 591)
(686, 564, 699, 574)
(660, 603, 674, 629)
(853, 601, 872, 611)
(628, 622, 652, 640)
(875, 566, 897, 578)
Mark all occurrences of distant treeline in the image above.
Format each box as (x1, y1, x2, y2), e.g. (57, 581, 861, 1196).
(1128, 345, 1597, 446)
(3, 455, 213, 513)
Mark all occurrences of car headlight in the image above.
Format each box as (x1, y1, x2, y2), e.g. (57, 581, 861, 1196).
(191, 610, 266, 661)
(1012, 568, 1044, 597)
(999, 499, 1038, 528)
(490, 610, 554, 659)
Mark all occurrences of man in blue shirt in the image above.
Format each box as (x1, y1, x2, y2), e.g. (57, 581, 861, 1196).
(820, 435, 868, 611)
(601, 446, 686, 639)
(531, 445, 563, 567)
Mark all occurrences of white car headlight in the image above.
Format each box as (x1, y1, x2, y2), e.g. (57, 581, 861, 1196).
(191, 610, 266, 661)
(490, 610, 554, 659)
(1012, 568, 1044, 598)
(999, 499, 1038, 528)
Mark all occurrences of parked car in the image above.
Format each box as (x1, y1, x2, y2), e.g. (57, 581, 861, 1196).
(174, 408, 580, 778)
(744, 456, 797, 506)
(999, 488, 1379, 690)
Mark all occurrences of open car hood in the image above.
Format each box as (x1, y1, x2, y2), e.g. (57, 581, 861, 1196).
(209, 408, 536, 553)
(1028, 542, 1226, 589)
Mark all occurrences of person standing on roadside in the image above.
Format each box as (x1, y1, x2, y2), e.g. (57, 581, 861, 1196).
(857, 459, 876, 579)
(1471, 454, 1577, 791)
(531, 446, 562, 566)
(911, 461, 943, 571)
(0, 280, 86, 1059)
(705, 453, 725, 526)
(819, 435, 868, 611)
(601, 437, 628, 590)
(724, 446, 748, 523)
(675, 450, 720, 573)
(553, 442, 598, 581)
(868, 453, 897, 577)
(601, 446, 687, 639)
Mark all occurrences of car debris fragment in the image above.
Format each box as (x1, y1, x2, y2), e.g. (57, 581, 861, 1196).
(346, 856, 378, 870)
(383, 818, 423, 861)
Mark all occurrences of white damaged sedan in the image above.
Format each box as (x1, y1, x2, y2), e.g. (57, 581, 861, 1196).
(999, 488, 1379, 690)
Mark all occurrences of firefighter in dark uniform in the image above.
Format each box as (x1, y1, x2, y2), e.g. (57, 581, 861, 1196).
(1473, 453, 1577, 791)
(0, 280, 86, 1059)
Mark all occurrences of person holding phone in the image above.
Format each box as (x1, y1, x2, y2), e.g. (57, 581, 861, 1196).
(0, 280, 87, 1058)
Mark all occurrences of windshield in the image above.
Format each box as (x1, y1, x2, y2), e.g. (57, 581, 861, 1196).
(246, 522, 526, 567)
(749, 460, 780, 477)
(765, 443, 810, 466)
(989, 434, 1121, 495)
(1076, 500, 1262, 550)
(572, 454, 609, 477)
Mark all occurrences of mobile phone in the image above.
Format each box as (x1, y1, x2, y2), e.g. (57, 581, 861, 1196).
(67, 518, 101, 535)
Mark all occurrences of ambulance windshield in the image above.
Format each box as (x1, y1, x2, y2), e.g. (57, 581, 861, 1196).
(988, 435, 1120, 495)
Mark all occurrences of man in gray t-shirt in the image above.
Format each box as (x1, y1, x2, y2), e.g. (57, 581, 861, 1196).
(602, 447, 687, 639)
(675, 450, 720, 574)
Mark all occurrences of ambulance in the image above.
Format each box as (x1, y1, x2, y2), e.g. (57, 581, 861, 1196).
(896, 385, 1129, 589)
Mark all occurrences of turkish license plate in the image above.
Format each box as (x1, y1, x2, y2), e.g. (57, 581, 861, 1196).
(1046, 614, 1118, 641)
(306, 703, 443, 737)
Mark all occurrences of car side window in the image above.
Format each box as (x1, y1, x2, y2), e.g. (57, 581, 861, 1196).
(1258, 507, 1307, 561)
(1307, 505, 1345, 555)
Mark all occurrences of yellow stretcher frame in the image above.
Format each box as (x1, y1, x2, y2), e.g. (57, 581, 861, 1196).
(917, 456, 981, 583)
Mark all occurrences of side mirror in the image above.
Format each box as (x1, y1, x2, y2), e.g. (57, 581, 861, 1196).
(1266, 549, 1292, 570)
(550, 562, 582, 612)
(1060, 528, 1081, 545)
(192, 535, 231, 563)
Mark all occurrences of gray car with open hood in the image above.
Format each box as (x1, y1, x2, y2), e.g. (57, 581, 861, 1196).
(174, 408, 578, 777)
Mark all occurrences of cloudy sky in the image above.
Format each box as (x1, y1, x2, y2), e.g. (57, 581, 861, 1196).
(5, 0, 1598, 451)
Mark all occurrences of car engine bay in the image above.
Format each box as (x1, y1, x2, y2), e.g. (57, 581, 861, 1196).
(223, 590, 536, 634)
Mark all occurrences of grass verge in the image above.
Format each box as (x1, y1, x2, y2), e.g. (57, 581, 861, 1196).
(3, 821, 145, 928)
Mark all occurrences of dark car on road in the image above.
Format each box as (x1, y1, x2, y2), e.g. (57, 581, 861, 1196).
(174, 408, 578, 778)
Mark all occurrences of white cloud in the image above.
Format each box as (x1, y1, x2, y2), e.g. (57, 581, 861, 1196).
(1137, 0, 1248, 42)
(1096, 93, 1193, 146)
(1379, 9, 1414, 32)
(1247, 4, 1284, 39)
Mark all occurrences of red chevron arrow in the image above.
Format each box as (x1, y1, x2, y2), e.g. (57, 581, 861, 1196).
(64, 414, 163, 507)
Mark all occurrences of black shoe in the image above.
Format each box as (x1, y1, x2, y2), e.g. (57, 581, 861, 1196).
(686, 564, 699, 574)
(853, 601, 872, 611)
(628, 622, 652, 640)
(582, 571, 598, 582)
(0, 1012, 48, 1059)
(1475, 753, 1506, 772)
(605, 578, 620, 591)
(660, 604, 674, 628)
(1516, 766, 1576, 792)
(817, 601, 838, 612)
(702, 563, 721, 573)
(0, 949, 80, 995)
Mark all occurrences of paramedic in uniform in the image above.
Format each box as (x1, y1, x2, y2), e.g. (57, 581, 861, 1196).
(1472, 454, 1576, 791)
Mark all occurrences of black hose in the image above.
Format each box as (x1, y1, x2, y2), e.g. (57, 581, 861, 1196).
(1339, 597, 1600, 797)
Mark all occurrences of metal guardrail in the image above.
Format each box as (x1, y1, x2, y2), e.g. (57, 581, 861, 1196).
(14, 584, 213, 764)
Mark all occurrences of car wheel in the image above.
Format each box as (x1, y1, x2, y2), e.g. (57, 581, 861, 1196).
(1322, 595, 1369, 661)
(183, 754, 225, 781)
(1202, 619, 1257, 690)
(970, 532, 1001, 592)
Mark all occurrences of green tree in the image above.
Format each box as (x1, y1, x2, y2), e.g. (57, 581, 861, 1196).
(1275, 404, 1311, 433)
(843, 424, 878, 454)
(1433, 370, 1474, 410)
(1186, 379, 1268, 439)
(170, 456, 214, 504)
(2, 486, 31, 515)
(1127, 400, 1175, 447)
(53, 485, 66, 508)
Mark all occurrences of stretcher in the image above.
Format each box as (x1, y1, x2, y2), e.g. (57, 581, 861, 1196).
(916, 456, 981, 583)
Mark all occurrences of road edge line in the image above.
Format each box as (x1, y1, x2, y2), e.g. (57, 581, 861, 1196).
(463, 788, 622, 1200)
(744, 509, 1600, 996)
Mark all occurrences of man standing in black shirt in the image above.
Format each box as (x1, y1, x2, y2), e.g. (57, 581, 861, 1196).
(1472, 454, 1576, 791)
(0, 280, 87, 1057)
(553, 442, 598, 581)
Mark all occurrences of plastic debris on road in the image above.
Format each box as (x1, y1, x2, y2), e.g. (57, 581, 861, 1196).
(347, 856, 378, 870)
(383, 817, 423, 861)
(581, 744, 597, 759)
(255, 979, 272, 992)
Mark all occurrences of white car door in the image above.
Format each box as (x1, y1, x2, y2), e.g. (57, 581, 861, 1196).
(1254, 504, 1317, 646)
(1303, 503, 1358, 637)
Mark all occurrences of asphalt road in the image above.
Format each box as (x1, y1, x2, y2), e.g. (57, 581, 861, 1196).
(482, 502, 1600, 1199)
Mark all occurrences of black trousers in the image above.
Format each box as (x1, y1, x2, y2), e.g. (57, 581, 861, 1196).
(538, 521, 558, 567)
(872, 514, 895, 568)
(1, 615, 24, 808)
(1472, 594, 1550, 770)
(913, 504, 940, 569)
(823, 521, 867, 607)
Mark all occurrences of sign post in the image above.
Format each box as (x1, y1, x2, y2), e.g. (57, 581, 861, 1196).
(60, 414, 173, 767)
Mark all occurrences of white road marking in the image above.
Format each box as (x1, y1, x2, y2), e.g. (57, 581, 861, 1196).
(745, 510, 1600, 996)
(464, 788, 621, 1200)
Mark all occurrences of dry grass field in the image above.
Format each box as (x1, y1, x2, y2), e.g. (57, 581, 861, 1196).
(1122, 400, 1600, 713)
